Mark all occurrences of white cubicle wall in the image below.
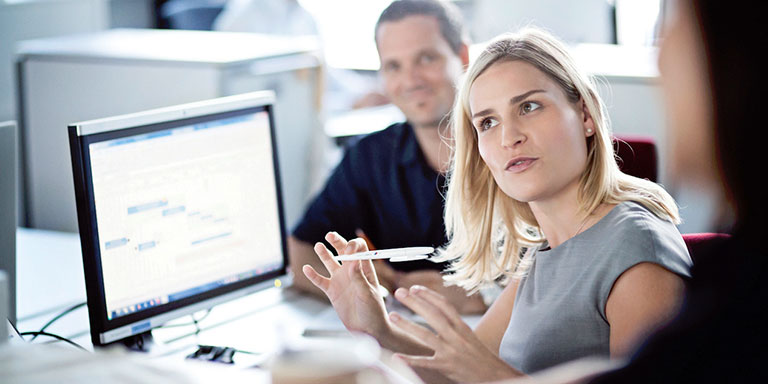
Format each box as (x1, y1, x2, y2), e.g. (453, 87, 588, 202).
(0, 0, 111, 225)
(17, 29, 323, 233)
(0, 121, 17, 325)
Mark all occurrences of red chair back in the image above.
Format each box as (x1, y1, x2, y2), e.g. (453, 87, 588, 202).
(682, 233, 731, 263)
(614, 135, 658, 182)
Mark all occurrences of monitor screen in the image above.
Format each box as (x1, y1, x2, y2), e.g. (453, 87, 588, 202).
(69, 92, 287, 347)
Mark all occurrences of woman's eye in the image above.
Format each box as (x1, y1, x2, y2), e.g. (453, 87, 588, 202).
(479, 117, 500, 131)
(520, 101, 541, 115)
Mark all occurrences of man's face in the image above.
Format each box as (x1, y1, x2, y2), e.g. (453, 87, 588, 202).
(376, 15, 464, 129)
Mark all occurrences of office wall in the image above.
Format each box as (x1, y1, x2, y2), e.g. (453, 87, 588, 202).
(0, 0, 110, 124)
(469, 0, 615, 44)
(108, 0, 154, 28)
(0, 0, 156, 226)
(0, 0, 110, 225)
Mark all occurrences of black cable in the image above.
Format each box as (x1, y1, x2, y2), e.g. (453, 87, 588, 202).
(19, 331, 88, 351)
(30, 301, 87, 341)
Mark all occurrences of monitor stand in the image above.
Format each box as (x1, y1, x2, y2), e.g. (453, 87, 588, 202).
(121, 330, 155, 352)
(115, 330, 183, 356)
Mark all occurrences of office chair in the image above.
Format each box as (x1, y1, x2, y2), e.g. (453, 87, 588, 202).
(161, 0, 227, 31)
(682, 232, 731, 264)
(613, 135, 658, 182)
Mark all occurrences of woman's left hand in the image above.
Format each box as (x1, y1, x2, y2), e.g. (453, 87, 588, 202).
(389, 285, 522, 383)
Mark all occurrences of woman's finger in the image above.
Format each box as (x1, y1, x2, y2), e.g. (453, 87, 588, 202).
(302, 264, 331, 293)
(410, 285, 467, 329)
(395, 287, 463, 341)
(349, 260, 378, 291)
(325, 231, 349, 255)
(360, 259, 380, 287)
(389, 311, 442, 348)
(393, 353, 440, 371)
(346, 237, 368, 254)
(313, 242, 341, 274)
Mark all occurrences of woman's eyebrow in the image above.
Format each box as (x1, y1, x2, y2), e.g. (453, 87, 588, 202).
(471, 108, 494, 120)
(509, 89, 546, 105)
(471, 89, 546, 119)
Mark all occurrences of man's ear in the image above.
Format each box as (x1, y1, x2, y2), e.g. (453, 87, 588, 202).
(460, 43, 470, 68)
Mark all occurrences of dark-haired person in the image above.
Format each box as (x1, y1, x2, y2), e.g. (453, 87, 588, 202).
(583, 0, 768, 382)
(289, 0, 487, 314)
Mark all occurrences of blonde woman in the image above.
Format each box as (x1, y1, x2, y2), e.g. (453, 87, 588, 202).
(302, 28, 692, 383)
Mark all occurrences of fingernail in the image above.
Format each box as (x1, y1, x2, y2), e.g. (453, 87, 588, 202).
(395, 287, 408, 300)
(410, 285, 424, 294)
(389, 312, 401, 322)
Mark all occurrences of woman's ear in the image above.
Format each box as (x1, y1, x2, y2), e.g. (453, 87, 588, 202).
(582, 99, 596, 137)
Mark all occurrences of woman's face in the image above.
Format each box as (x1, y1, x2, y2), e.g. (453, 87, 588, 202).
(469, 60, 595, 203)
(658, 3, 716, 187)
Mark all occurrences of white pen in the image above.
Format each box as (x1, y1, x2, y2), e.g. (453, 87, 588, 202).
(332, 246, 435, 262)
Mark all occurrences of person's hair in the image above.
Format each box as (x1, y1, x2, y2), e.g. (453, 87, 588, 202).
(438, 28, 681, 292)
(375, 0, 467, 55)
(691, 0, 765, 236)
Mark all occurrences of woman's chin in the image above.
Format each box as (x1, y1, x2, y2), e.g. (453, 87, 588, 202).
(499, 187, 538, 204)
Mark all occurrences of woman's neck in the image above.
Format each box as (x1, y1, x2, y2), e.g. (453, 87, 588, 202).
(528, 183, 614, 249)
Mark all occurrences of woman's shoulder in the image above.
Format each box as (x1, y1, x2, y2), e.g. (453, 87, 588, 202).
(608, 201, 678, 233)
(601, 201, 692, 276)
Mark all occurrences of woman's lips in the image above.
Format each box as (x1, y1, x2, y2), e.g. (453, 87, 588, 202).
(505, 157, 538, 173)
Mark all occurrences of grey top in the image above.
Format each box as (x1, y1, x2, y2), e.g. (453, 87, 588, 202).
(498, 201, 692, 374)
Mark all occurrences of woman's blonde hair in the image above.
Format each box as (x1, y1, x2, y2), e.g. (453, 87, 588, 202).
(439, 28, 680, 292)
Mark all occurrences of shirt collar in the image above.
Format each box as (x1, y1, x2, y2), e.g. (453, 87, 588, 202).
(398, 122, 421, 166)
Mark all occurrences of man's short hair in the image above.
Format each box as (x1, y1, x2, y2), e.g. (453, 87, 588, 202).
(375, 0, 468, 55)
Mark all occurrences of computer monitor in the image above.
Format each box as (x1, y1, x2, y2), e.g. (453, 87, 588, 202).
(68, 91, 288, 348)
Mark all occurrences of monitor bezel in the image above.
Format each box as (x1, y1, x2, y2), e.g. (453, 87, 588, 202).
(68, 91, 288, 346)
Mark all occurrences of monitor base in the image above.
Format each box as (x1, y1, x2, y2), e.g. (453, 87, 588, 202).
(122, 330, 155, 352)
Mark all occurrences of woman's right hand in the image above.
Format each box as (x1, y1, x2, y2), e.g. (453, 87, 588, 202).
(302, 232, 391, 338)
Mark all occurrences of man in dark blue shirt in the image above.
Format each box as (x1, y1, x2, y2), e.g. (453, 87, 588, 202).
(289, 0, 486, 314)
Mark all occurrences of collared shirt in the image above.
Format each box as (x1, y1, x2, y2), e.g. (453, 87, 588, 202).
(293, 122, 447, 272)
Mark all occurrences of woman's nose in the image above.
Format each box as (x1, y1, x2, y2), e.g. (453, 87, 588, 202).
(501, 123, 525, 148)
